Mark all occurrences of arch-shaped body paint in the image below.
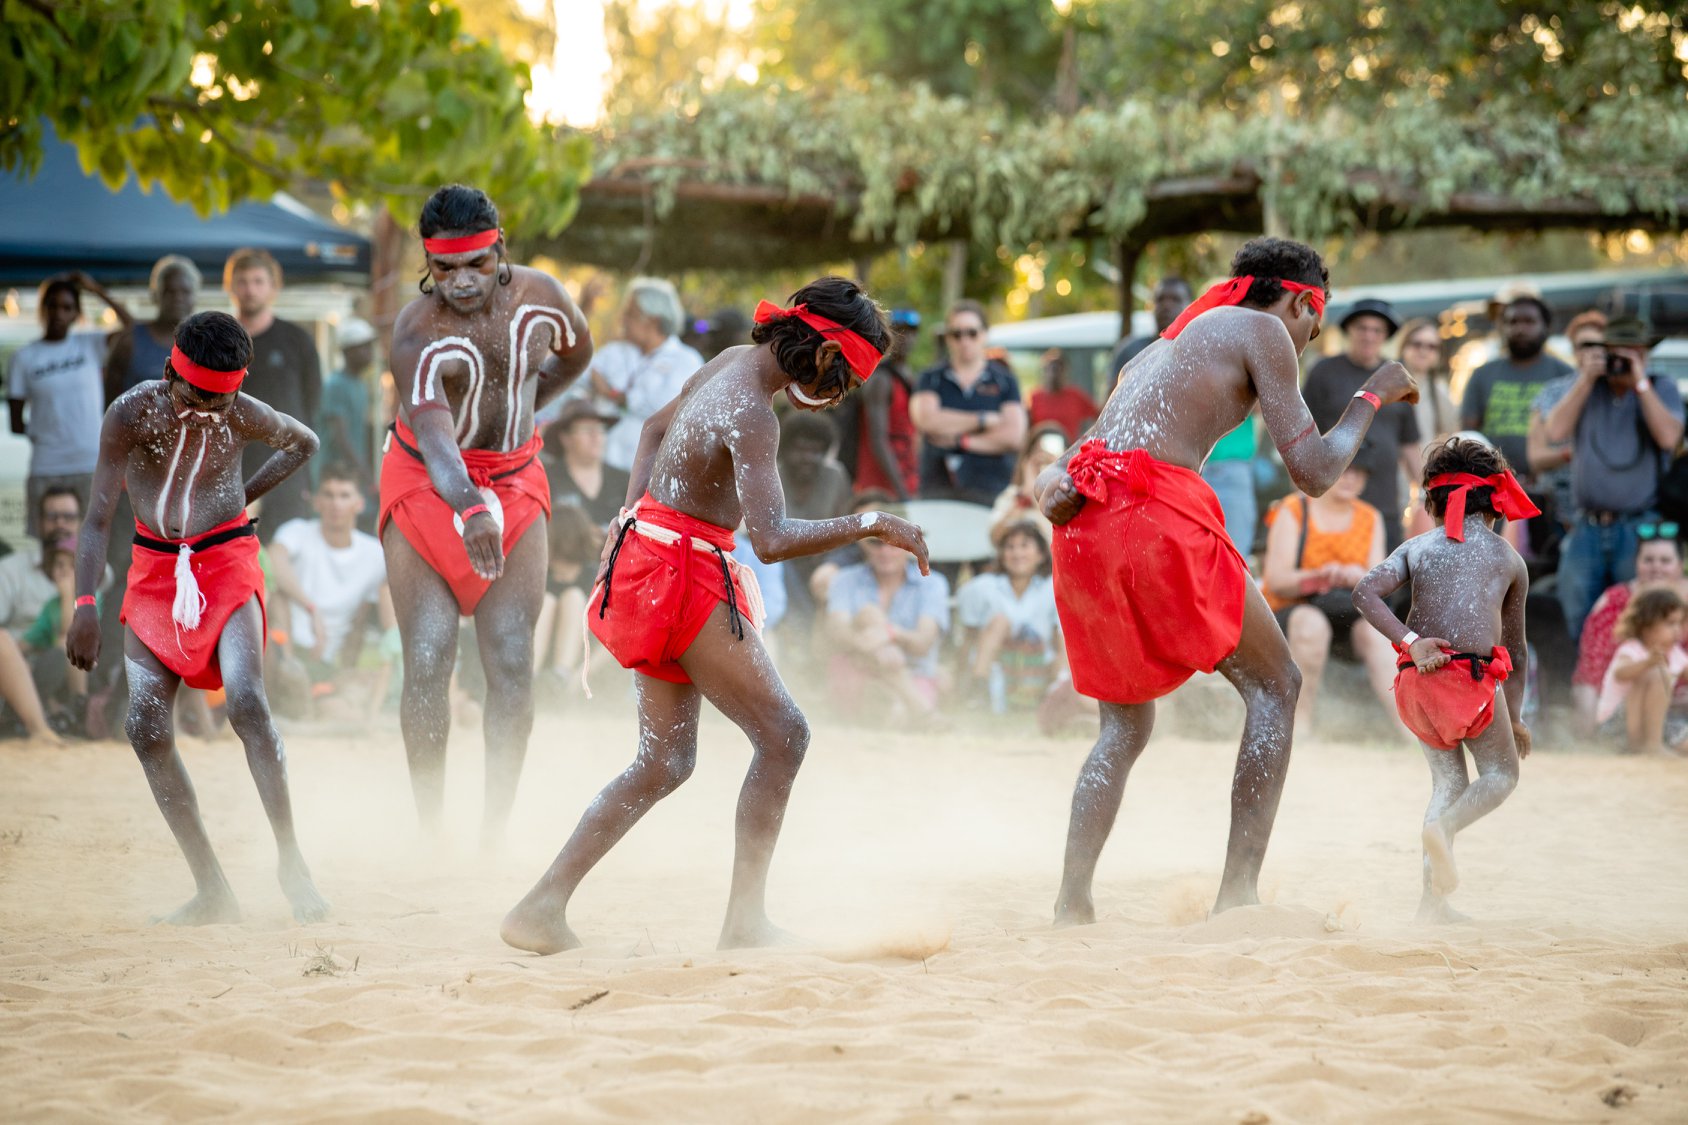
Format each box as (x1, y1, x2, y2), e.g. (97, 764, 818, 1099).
(502, 305, 574, 450)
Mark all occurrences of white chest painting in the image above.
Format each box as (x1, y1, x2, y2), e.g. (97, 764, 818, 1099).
(412, 306, 577, 451)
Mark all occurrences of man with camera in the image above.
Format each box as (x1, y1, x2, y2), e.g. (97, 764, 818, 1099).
(1542, 317, 1682, 640)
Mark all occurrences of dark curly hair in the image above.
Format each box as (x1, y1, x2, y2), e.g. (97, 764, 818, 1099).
(996, 518, 1052, 575)
(751, 276, 891, 402)
(170, 311, 252, 378)
(417, 184, 509, 292)
(1422, 436, 1511, 520)
(1616, 586, 1686, 642)
(1231, 237, 1331, 309)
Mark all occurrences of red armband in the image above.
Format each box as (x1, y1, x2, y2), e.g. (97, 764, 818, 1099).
(459, 503, 490, 523)
(1354, 390, 1382, 410)
(74, 595, 96, 609)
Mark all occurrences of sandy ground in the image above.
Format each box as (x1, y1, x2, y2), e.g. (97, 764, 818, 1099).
(2, 698, 1686, 1123)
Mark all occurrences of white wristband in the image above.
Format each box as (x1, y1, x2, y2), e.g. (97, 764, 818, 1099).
(1401, 631, 1420, 647)
(1635, 377, 1653, 394)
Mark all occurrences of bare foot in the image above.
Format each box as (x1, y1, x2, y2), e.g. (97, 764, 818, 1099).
(1415, 895, 1472, 924)
(24, 727, 64, 748)
(1422, 820, 1459, 896)
(279, 854, 330, 923)
(501, 890, 581, 955)
(152, 887, 241, 926)
(717, 914, 802, 950)
(1052, 891, 1096, 927)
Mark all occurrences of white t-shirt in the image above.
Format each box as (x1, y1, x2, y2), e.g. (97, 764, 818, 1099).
(595, 336, 704, 472)
(6, 332, 106, 476)
(956, 572, 1061, 654)
(272, 518, 387, 660)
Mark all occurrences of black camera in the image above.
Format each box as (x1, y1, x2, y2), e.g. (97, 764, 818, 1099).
(1605, 353, 1634, 378)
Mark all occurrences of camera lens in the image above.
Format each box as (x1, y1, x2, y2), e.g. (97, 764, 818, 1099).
(1605, 354, 1632, 377)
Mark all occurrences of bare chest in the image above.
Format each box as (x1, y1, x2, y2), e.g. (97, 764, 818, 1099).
(411, 304, 573, 451)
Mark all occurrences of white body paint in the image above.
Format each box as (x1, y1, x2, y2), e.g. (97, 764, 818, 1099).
(787, 382, 832, 408)
(412, 307, 576, 452)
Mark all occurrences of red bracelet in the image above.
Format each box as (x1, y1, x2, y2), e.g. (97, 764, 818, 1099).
(74, 595, 96, 608)
(459, 503, 490, 522)
(1354, 390, 1382, 410)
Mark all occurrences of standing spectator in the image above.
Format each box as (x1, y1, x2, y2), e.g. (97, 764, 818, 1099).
(266, 465, 391, 687)
(0, 486, 86, 635)
(1303, 298, 1419, 550)
(104, 254, 197, 402)
(699, 308, 752, 361)
(844, 308, 921, 500)
(911, 299, 1027, 505)
(1202, 416, 1260, 557)
(1028, 349, 1100, 442)
(320, 315, 379, 485)
(8, 273, 132, 530)
(826, 534, 950, 724)
(1542, 317, 1682, 640)
(1526, 309, 1610, 565)
(778, 412, 851, 621)
(1460, 293, 1572, 476)
(1395, 318, 1456, 444)
(1108, 276, 1192, 378)
(226, 248, 321, 539)
(590, 277, 704, 472)
(1569, 530, 1688, 737)
(542, 399, 629, 528)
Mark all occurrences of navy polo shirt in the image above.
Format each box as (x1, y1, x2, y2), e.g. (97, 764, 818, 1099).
(915, 359, 1023, 502)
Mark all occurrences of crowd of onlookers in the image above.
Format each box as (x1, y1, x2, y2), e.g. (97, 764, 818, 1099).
(4, 257, 1685, 753)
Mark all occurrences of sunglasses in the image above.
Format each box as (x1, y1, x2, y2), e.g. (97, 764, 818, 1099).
(1575, 340, 1608, 351)
(946, 328, 982, 340)
(1638, 521, 1679, 540)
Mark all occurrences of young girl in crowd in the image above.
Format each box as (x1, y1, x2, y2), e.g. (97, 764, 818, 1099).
(532, 502, 607, 691)
(1596, 586, 1688, 757)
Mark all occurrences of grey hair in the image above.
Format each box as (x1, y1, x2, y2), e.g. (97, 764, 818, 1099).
(625, 276, 685, 339)
(150, 254, 203, 295)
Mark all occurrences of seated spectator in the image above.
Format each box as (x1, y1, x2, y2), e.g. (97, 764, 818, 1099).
(1596, 587, 1688, 756)
(956, 520, 1096, 731)
(0, 629, 60, 743)
(989, 422, 1066, 544)
(267, 466, 392, 715)
(1028, 350, 1099, 443)
(1571, 528, 1688, 736)
(779, 412, 852, 622)
(1262, 466, 1406, 737)
(590, 277, 704, 472)
(912, 300, 1027, 504)
(9, 273, 132, 530)
(543, 398, 630, 528)
(826, 534, 950, 725)
(0, 486, 89, 635)
(18, 535, 85, 736)
(808, 490, 894, 611)
(533, 502, 611, 692)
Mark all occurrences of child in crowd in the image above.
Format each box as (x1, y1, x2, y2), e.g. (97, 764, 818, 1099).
(1353, 437, 1535, 922)
(21, 536, 88, 733)
(1596, 586, 1688, 757)
(532, 501, 608, 691)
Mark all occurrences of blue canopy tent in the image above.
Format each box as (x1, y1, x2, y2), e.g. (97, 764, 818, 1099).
(0, 127, 370, 286)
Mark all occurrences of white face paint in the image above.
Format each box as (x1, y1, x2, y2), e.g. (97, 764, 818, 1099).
(787, 382, 835, 408)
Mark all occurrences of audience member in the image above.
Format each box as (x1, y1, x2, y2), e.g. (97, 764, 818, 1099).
(1204, 416, 1260, 556)
(826, 533, 950, 725)
(320, 315, 379, 484)
(532, 502, 608, 692)
(226, 247, 322, 538)
(1542, 318, 1681, 641)
(0, 629, 60, 743)
(806, 489, 893, 613)
(0, 486, 85, 635)
(912, 299, 1027, 504)
(1262, 466, 1407, 737)
(1303, 298, 1418, 549)
(1460, 292, 1572, 477)
(104, 254, 198, 402)
(1596, 586, 1688, 756)
(699, 308, 752, 360)
(841, 308, 921, 500)
(989, 422, 1066, 544)
(20, 534, 88, 732)
(543, 399, 629, 528)
(1395, 318, 1455, 444)
(1108, 276, 1192, 377)
(591, 277, 704, 472)
(8, 273, 133, 531)
(267, 465, 390, 687)
(956, 520, 1096, 731)
(1028, 349, 1100, 442)
(1570, 529, 1688, 736)
(778, 412, 852, 619)
(1526, 310, 1609, 565)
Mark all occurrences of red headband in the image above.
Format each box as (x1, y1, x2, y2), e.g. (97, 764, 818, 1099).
(422, 228, 502, 255)
(168, 344, 245, 394)
(1427, 471, 1540, 541)
(753, 300, 883, 381)
(1161, 277, 1328, 340)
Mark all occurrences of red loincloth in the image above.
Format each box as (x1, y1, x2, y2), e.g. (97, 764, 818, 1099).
(121, 514, 266, 691)
(588, 493, 765, 685)
(377, 421, 551, 615)
(1051, 442, 1248, 704)
(1393, 645, 1513, 751)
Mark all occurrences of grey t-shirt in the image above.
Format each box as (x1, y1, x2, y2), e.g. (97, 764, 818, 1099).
(1565, 373, 1684, 515)
(1460, 353, 1574, 474)
(1302, 353, 1419, 541)
(6, 332, 106, 476)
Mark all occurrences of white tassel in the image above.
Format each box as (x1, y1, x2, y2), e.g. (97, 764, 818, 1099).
(172, 544, 206, 630)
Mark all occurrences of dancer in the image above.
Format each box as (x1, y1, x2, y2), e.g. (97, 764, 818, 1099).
(502, 277, 927, 954)
(1039, 237, 1417, 922)
(1353, 437, 1533, 921)
(380, 184, 591, 845)
(66, 311, 328, 924)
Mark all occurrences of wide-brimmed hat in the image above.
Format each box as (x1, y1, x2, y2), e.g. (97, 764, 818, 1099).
(1338, 298, 1400, 336)
(1605, 316, 1663, 349)
(338, 316, 377, 349)
(551, 397, 620, 431)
